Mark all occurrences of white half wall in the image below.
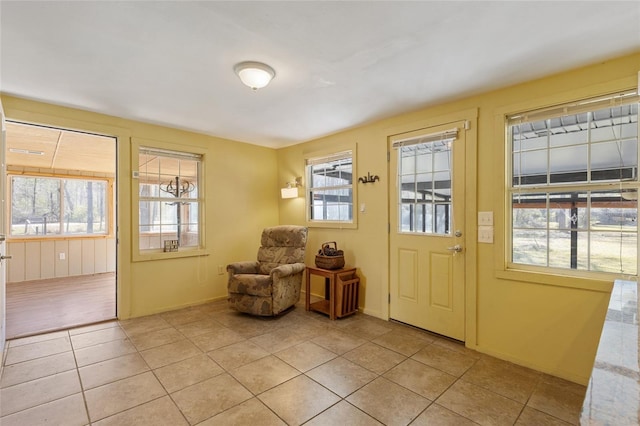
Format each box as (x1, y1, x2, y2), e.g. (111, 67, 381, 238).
(7, 238, 116, 282)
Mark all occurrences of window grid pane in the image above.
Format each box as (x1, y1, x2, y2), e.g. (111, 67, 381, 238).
(307, 151, 354, 222)
(510, 98, 639, 276)
(10, 176, 109, 237)
(398, 141, 452, 235)
(138, 147, 202, 250)
(512, 191, 638, 274)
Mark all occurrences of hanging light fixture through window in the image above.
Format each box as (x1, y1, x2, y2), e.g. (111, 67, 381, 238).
(234, 61, 276, 90)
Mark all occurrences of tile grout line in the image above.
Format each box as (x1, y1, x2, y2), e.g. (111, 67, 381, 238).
(0, 331, 81, 422)
(69, 329, 94, 425)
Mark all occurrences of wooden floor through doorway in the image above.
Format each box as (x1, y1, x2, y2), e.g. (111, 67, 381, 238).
(6, 272, 116, 339)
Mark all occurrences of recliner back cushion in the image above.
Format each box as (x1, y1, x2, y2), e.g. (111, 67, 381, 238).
(258, 246, 306, 274)
(256, 225, 308, 275)
(260, 225, 307, 248)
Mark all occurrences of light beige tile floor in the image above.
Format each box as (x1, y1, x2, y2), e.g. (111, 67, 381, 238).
(0, 298, 587, 425)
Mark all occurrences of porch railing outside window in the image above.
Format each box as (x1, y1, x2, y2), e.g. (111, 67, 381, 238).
(508, 92, 639, 275)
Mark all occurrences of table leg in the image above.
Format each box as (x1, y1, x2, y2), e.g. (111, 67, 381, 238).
(305, 269, 310, 311)
(329, 276, 335, 320)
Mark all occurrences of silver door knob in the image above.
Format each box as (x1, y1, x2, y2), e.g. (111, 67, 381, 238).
(446, 244, 462, 253)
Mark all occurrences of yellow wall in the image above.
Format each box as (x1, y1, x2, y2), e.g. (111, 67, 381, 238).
(278, 51, 640, 384)
(1, 95, 280, 319)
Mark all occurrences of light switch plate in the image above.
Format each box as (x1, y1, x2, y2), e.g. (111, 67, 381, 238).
(478, 226, 494, 243)
(478, 211, 493, 226)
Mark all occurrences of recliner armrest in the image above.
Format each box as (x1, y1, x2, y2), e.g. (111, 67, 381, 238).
(270, 262, 306, 279)
(227, 261, 260, 275)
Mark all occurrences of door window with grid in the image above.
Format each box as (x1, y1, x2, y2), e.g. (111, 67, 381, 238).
(394, 129, 457, 235)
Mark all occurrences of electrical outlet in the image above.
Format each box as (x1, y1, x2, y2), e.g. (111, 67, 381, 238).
(478, 226, 494, 243)
(217, 265, 224, 275)
(59, 252, 66, 260)
(478, 211, 494, 226)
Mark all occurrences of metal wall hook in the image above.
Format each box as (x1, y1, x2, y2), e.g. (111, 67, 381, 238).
(358, 172, 379, 184)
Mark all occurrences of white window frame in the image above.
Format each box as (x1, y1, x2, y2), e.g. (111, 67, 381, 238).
(305, 146, 357, 228)
(506, 91, 639, 279)
(8, 174, 112, 239)
(132, 139, 207, 261)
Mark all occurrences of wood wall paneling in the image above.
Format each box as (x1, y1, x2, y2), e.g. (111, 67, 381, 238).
(7, 242, 25, 283)
(106, 238, 116, 271)
(81, 239, 95, 275)
(68, 239, 82, 276)
(6, 238, 115, 283)
(94, 238, 107, 274)
(40, 240, 55, 279)
(55, 240, 69, 277)
(25, 242, 41, 281)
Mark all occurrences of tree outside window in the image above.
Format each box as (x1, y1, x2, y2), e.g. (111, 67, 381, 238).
(10, 176, 109, 237)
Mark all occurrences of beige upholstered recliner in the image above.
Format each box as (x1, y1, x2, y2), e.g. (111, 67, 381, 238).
(227, 225, 308, 316)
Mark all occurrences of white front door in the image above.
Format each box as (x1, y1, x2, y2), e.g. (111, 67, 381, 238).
(389, 121, 466, 340)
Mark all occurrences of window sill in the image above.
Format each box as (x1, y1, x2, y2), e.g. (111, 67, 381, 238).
(8, 234, 114, 242)
(133, 248, 211, 262)
(305, 220, 357, 230)
(495, 267, 615, 293)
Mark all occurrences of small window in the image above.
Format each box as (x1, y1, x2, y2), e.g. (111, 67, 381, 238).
(138, 147, 202, 251)
(10, 175, 110, 237)
(508, 92, 639, 276)
(306, 150, 354, 224)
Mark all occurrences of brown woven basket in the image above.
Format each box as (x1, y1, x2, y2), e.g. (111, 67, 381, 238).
(315, 241, 345, 270)
(315, 254, 345, 270)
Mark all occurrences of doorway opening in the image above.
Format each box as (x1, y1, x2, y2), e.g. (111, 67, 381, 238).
(4, 121, 117, 338)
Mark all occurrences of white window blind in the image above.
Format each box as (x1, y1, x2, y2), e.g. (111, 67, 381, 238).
(392, 128, 458, 149)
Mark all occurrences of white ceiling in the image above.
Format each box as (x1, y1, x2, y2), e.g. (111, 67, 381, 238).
(1, 1, 639, 149)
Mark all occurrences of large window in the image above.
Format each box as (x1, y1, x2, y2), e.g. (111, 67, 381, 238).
(138, 147, 202, 251)
(306, 150, 354, 223)
(508, 92, 639, 275)
(10, 175, 109, 237)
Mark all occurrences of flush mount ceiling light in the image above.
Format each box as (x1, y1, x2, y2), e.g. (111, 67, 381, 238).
(234, 61, 275, 90)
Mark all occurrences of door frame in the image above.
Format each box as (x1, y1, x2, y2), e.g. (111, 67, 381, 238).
(1, 98, 6, 352)
(1, 115, 120, 335)
(385, 108, 478, 346)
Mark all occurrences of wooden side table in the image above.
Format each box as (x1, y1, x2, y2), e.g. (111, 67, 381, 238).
(305, 265, 359, 320)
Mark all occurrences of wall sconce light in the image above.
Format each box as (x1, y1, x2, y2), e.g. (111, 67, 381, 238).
(281, 177, 302, 199)
(234, 61, 276, 90)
